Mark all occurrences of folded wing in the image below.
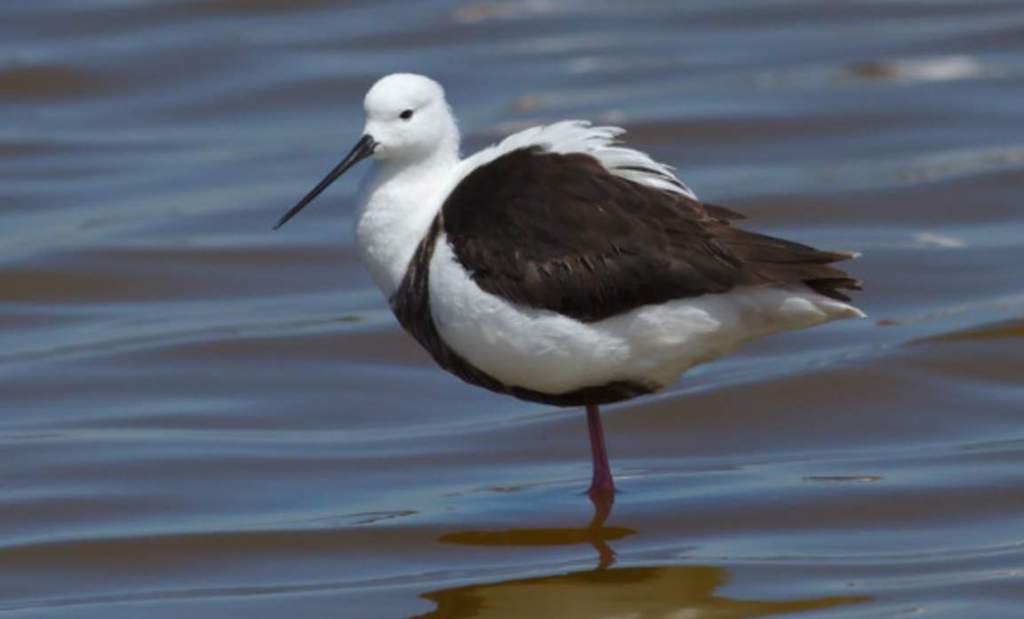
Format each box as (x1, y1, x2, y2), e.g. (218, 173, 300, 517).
(442, 147, 860, 323)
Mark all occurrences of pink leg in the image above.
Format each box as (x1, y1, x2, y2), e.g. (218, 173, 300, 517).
(586, 404, 615, 499)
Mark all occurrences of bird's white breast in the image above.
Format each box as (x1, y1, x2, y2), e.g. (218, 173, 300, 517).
(353, 160, 452, 297)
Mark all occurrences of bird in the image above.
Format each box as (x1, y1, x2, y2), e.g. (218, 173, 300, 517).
(275, 73, 864, 521)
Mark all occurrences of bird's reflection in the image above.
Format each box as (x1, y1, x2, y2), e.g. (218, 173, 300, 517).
(440, 489, 626, 568)
(430, 495, 869, 618)
(439, 522, 633, 570)
(414, 563, 868, 619)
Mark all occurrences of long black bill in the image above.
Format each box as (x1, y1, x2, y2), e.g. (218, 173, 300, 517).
(274, 134, 377, 230)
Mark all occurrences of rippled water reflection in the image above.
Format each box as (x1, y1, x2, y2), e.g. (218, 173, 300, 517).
(3, 1, 1024, 617)
(417, 565, 869, 618)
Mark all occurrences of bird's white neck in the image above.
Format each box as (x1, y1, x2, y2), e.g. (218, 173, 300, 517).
(354, 146, 460, 298)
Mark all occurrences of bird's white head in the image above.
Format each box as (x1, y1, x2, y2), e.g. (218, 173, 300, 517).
(274, 72, 458, 229)
(362, 73, 458, 162)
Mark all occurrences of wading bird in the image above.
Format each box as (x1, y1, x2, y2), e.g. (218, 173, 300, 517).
(276, 73, 863, 523)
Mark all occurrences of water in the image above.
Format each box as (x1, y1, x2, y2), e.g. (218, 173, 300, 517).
(3, 1, 1024, 617)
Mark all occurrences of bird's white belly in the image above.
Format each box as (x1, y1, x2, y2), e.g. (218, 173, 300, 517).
(427, 237, 864, 397)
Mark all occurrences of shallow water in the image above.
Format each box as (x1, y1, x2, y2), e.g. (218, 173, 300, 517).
(3, 1, 1024, 617)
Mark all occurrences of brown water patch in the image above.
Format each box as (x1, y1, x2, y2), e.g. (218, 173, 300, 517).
(0, 64, 109, 101)
(416, 565, 869, 619)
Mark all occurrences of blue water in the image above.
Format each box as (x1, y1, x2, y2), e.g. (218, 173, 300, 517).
(3, 1, 1024, 617)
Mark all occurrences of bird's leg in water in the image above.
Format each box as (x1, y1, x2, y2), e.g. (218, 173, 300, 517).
(586, 404, 615, 526)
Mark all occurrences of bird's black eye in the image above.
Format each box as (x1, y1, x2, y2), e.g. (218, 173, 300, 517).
(399, 109, 414, 120)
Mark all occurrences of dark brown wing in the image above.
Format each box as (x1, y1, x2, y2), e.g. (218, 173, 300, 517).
(441, 147, 860, 323)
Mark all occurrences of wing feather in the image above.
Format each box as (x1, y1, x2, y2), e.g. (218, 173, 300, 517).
(441, 147, 860, 321)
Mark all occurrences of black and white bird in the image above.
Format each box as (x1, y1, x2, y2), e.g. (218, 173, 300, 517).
(275, 73, 863, 517)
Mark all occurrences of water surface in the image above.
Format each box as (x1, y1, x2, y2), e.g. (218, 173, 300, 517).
(3, 1, 1024, 617)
